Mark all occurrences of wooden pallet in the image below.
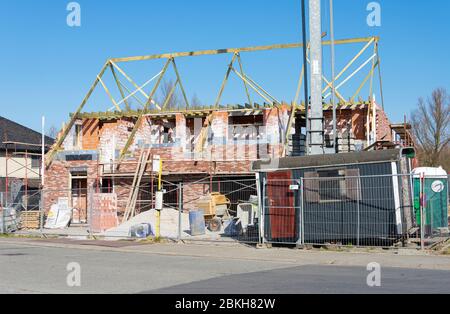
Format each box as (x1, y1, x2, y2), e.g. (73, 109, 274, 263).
(20, 211, 41, 229)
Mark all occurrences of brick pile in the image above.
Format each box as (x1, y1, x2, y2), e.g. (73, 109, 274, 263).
(90, 193, 118, 233)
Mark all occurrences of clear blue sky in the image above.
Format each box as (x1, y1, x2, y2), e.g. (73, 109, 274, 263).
(1, 0, 449, 133)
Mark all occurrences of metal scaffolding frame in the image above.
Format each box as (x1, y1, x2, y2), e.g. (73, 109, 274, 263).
(1, 141, 50, 210)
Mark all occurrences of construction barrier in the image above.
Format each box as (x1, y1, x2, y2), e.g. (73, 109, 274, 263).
(0, 175, 448, 249)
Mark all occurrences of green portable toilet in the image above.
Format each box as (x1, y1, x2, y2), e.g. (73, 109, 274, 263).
(412, 167, 449, 235)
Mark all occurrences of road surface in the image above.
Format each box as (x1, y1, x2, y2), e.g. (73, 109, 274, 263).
(0, 238, 449, 294)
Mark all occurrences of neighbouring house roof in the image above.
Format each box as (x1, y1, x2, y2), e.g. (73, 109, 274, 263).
(0, 116, 54, 152)
(252, 148, 416, 172)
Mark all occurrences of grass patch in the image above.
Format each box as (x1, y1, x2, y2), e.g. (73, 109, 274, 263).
(138, 236, 169, 244)
(0, 233, 42, 239)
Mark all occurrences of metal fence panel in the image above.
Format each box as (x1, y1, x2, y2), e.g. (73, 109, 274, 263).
(262, 174, 449, 248)
(1, 174, 447, 250)
(262, 178, 302, 245)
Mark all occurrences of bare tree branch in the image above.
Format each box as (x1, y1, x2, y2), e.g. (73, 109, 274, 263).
(411, 88, 450, 169)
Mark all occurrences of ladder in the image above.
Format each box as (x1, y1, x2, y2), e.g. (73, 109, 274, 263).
(122, 148, 151, 223)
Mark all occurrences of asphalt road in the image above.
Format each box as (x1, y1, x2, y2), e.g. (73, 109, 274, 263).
(0, 240, 449, 294)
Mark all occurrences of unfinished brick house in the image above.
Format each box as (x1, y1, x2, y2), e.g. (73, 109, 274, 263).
(43, 100, 399, 219)
(43, 36, 414, 225)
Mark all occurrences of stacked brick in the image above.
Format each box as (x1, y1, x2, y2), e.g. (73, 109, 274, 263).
(90, 193, 118, 233)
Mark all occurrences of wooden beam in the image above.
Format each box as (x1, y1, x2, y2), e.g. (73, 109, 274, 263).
(240, 72, 281, 106)
(231, 67, 276, 106)
(110, 60, 162, 108)
(118, 59, 171, 162)
(171, 59, 190, 110)
(110, 63, 130, 111)
(236, 53, 253, 107)
(322, 37, 376, 94)
(111, 37, 378, 63)
(215, 53, 237, 108)
(351, 60, 378, 102)
(143, 58, 172, 110)
(46, 62, 109, 167)
(97, 74, 122, 112)
(162, 78, 179, 110)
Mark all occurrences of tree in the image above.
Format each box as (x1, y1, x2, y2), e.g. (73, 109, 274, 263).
(47, 125, 59, 139)
(411, 88, 450, 170)
(157, 79, 181, 110)
(191, 94, 202, 108)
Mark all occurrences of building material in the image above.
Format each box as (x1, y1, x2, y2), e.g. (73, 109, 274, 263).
(122, 149, 150, 222)
(20, 211, 40, 229)
(110, 37, 377, 63)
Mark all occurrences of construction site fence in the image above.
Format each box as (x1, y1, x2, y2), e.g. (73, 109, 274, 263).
(262, 174, 450, 249)
(0, 175, 449, 249)
(0, 178, 261, 243)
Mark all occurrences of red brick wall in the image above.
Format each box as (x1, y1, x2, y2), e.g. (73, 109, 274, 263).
(44, 160, 98, 213)
(182, 182, 211, 211)
(376, 106, 392, 142)
(351, 109, 367, 140)
(82, 119, 100, 150)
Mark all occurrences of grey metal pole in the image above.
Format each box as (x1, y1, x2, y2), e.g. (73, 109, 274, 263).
(356, 175, 361, 247)
(255, 173, 263, 245)
(261, 177, 267, 244)
(330, 0, 337, 153)
(1, 193, 5, 234)
(39, 189, 44, 235)
(296, 179, 303, 246)
(178, 182, 182, 241)
(420, 174, 425, 250)
(40, 116, 45, 236)
(301, 178, 305, 245)
(308, 0, 324, 155)
(301, 0, 310, 154)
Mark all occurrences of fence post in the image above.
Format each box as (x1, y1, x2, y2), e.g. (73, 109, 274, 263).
(260, 177, 266, 244)
(178, 182, 183, 241)
(301, 177, 305, 246)
(356, 175, 361, 247)
(1, 192, 5, 234)
(39, 188, 44, 235)
(420, 173, 425, 250)
(88, 185, 93, 238)
(296, 179, 304, 246)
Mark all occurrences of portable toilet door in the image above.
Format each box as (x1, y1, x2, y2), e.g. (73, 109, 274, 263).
(412, 167, 449, 236)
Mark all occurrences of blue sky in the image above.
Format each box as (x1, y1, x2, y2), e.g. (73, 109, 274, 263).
(0, 0, 449, 133)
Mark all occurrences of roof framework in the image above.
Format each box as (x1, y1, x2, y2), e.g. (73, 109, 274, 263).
(47, 36, 382, 167)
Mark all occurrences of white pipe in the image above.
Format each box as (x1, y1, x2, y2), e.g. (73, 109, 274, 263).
(41, 116, 45, 187)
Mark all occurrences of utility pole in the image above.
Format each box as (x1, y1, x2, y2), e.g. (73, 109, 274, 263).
(301, 0, 310, 154)
(330, 0, 337, 153)
(306, 0, 324, 155)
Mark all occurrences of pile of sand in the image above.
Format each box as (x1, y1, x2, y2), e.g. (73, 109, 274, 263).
(103, 208, 190, 239)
